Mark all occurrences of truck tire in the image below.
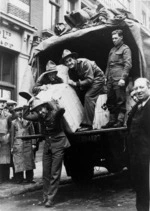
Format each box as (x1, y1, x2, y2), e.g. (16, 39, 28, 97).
(64, 146, 94, 183)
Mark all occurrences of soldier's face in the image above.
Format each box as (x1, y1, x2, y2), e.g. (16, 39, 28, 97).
(134, 79, 150, 102)
(38, 106, 48, 118)
(64, 57, 76, 69)
(112, 34, 122, 46)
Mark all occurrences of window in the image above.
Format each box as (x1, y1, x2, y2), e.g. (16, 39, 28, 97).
(66, 0, 75, 13)
(49, 0, 60, 30)
(0, 50, 16, 100)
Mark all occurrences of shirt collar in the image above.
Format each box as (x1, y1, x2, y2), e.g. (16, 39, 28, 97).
(141, 96, 150, 107)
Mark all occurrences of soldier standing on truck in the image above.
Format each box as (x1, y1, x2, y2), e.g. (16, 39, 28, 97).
(61, 49, 105, 131)
(102, 29, 132, 128)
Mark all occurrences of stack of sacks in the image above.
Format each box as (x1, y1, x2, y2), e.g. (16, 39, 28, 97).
(37, 84, 84, 133)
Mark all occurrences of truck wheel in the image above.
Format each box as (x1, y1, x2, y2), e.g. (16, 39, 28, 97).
(71, 163, 94, 183)
(64, 147, 94, 183)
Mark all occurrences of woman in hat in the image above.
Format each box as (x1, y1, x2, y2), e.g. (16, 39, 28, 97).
(32, 60, 63, 96)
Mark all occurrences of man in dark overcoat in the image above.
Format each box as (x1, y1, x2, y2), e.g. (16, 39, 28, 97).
(127, 77, 150, 211)
(61, 49, 105, 131)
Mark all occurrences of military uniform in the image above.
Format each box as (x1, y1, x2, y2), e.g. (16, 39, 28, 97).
(105, 42, 132, 124)
(23, 100, 70, 205)
(68, 58, 105, 127)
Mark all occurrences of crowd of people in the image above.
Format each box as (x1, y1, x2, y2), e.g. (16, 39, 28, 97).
(0, 28, 149, 211)
(0, 99, 37, 184)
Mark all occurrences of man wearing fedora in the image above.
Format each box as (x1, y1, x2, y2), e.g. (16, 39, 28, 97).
(23, 97, 70, 207)
(61, 49, 105, 131)
(0, 98, 12, 183)
(32, 60, 63, 96)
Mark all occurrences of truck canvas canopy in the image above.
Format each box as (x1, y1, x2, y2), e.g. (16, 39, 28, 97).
(20, 8, 150, 99)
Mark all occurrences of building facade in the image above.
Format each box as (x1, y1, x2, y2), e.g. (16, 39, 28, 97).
(1, 0, 150, 104)
(0, 0, 36, 103)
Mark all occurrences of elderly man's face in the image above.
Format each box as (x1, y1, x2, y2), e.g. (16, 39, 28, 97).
(64, 57, 76, 69)
(134, 78, 150, 102)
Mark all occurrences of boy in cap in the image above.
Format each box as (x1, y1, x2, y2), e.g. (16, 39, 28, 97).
(0, 98, 12, 183)
(32, 60, 63, 96)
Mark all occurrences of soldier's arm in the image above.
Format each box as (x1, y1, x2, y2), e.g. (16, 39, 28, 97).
(76, 60, 94, 87)
(23, 105, 39, 122)
(122, 47, 132, 80)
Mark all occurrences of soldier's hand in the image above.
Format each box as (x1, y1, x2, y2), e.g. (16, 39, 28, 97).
(68, 79, 76, 86)
(40, 85, 48, 91)
(118, 79, 125, 86)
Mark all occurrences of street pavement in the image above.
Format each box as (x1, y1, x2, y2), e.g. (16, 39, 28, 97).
(0, 142, 108, 199)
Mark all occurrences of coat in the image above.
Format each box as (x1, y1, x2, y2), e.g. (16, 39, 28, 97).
(23, 100, 70, 152)
(11, 118, 35, 173)
(0, 110, 12, 164)
(105, 42, 132, 82)
(127, 98, 150, 163)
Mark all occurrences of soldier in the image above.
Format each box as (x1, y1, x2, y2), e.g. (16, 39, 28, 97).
(0, 98, 12, 184)
(61, 49, 105, 131)
(11, 105, 36, 184)
(23, 98, 70, 207)
(102, 29, 132, 128)
(32, 60, 63, 96)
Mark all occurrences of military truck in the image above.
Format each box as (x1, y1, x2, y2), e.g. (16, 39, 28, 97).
(19, 8, 150, 182)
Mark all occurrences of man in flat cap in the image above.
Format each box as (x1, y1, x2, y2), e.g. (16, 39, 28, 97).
(61, 49, 105, 131)
(32, 60, 63, 96)
(11, 105, 36, 184)
(0, 98, 12, 183)
(6, 99, 17, 181)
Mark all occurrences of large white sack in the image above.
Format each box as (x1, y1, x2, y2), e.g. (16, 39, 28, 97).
(37, 84, 84, 133)
(93, 94, 109, 129)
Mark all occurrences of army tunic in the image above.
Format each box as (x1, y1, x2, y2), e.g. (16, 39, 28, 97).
(105, 42, 132, 121)
(23, 100, 70, 202)
(68, 58, 105, 126)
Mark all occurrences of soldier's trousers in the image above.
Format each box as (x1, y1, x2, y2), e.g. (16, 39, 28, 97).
(42, 141, 64, 202)
(107, 78, 126, 122)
